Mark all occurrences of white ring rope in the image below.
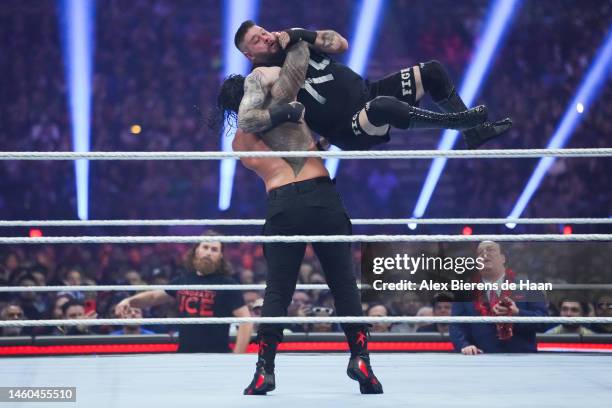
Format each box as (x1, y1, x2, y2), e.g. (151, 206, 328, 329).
(0, 148, 611, 161)
(1, 316, 612, 328)
(0, 283, 609, 293)
(1, 234, 610, 244)
(0, 284, 368, 292)
(2, 217, 611, 227)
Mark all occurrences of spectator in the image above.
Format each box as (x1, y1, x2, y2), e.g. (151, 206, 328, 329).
(308, 307, 336, 333)
(417, 292, 454, 334)
(13, 274, 46, 321)
(450, 241, 548, 354)
(545, 299, 594, 335)
(29, 265, 48, 287)
(58, 267, 85, 301)
(55, 299, 97, 336)
(415, 306, 434, 330)
(243, 290, 263, 310)
(63, 267, 83, 286)
(367, 304, 392, 333)
(1, 303, 26, 337)
(51, 295, 73, 319)
(124, 270, 146, 286)
(592, 294, 612, 334)
(115, 234, 252, 353)
(307, 272, 327, 305)
(2, 252, 20, 281)
(287, 291, 312, 332)
(111, 307, 155, 335)
(299, 263, 314, 283)
(239, 269, 255, 284)
(390, 292, 424, 333)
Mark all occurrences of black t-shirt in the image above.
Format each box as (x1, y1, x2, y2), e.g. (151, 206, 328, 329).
(297, 50, 368, 137)
(165, 273, 245, 353)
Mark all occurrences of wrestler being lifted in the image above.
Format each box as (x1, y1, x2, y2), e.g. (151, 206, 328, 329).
(224, 21, 511, 151)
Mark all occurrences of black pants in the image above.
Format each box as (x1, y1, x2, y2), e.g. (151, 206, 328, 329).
(258, 177, 363, 342)
(331, 66, 421, 150)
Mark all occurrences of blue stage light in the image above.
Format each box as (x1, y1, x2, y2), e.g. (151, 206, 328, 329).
(506, 26, 612, 228)
(218, 0, 259, 210)
(325, 0, 386, 177)
(410, 0, 521, 228)
(60, 0, 95, 220)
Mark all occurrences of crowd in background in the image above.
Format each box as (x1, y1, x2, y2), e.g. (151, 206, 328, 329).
(1, 0, 610, 230)
(1, 0, 611, 338)
(2, 240, 611, 337)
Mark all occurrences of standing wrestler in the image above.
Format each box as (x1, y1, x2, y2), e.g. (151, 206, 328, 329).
(217, 41, 383, 395)
(230, 21, 511, 150)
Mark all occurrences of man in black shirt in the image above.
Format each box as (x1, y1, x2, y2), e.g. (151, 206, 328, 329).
(115, 237, 252, 353)
(231, 21, 511, 150)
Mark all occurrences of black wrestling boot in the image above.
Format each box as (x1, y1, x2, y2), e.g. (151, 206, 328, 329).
(347, 353, 384, 394)
(243, 363, 276, 395)
(344, 325, 383, 394)
(365, 96, 488, 132)
(243, 338, 277, 395)
(436, 88, 513, 149)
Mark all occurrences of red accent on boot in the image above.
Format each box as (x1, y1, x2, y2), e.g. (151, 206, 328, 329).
(258, 340, 268, 355)
(358, 358, 370, 378)
(356, 331, 366, 347)
(255, 374, 265, 389)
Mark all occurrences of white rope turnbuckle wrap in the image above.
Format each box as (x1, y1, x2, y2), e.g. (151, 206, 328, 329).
(1, 316, 612, 328)
(0, 234, 610, 244)
(0, 148, 611, 160)
(1, 217, 611, 227)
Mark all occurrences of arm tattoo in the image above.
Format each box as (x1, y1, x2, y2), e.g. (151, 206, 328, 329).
(270, 41, 310, 103)
(314, 30, 344, 53)
(320, 31, 336, 49)
(237, 70, 273, 133)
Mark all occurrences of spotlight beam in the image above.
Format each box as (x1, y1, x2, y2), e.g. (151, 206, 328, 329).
(506, 24, 612, 226)
(218, 0, 259, 211)
(60, 0, 95, 220)
(325, 0, 386, 177)
(409, 0, 521, 228)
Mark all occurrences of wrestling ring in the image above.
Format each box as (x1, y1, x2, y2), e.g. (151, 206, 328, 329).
(1, 148, 611, 407)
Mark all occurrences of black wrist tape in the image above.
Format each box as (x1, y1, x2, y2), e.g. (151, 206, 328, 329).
(269, 103, 304, 126)
(285, 28, 317, 46)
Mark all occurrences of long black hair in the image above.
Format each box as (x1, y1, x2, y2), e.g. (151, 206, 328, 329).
(212, 74, 246, 132)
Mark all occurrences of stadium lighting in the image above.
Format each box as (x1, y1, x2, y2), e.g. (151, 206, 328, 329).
(60, 0, 95, 220)
(410, 0, 522, 228)
(325, 0, 386, 177)
(218, 0, 259, 210)
(506, 26, 612, 228)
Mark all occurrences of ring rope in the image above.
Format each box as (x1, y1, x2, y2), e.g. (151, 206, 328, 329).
(0, 284, 368, 293)
(2, 217, 611, 227)
(0, 148, 611, 161)
(1, 234, 610, 244)
(2, 316, 612, 328)
(0, 283, 610, 293)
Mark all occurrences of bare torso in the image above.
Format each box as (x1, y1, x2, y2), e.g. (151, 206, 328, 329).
(233, 66, 329, 192)
(233, 129, 328, 192)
